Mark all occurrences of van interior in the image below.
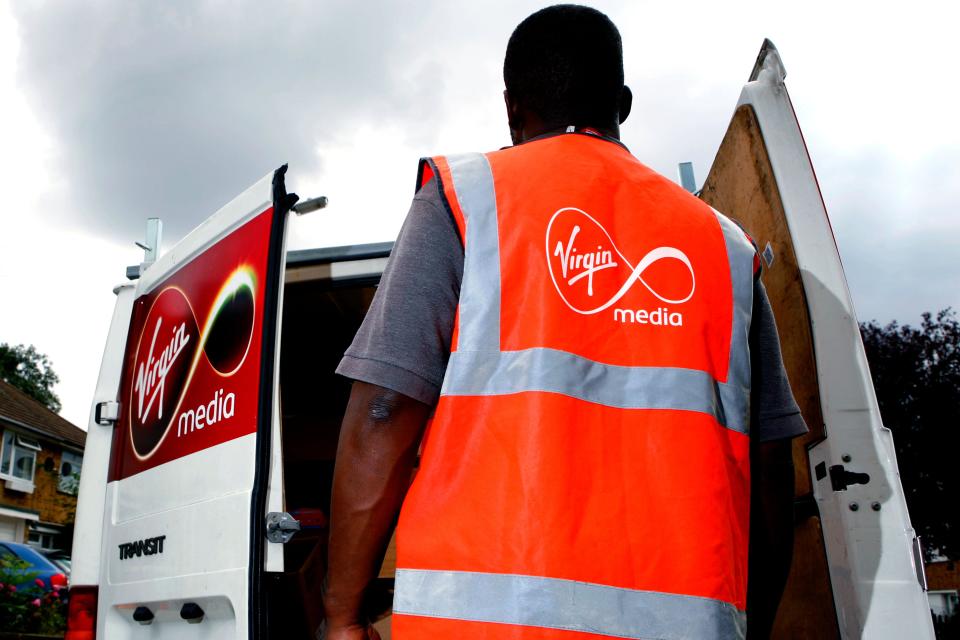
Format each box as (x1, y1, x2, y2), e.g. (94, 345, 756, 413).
(267, 246, 395, 638)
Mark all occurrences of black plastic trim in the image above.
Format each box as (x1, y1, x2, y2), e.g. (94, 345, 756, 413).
(180, 602, 205, 622)
(286, 242, 393, 267)
(285, 274, 383, 291)
(133, 606, 155, 624)
(249, 165, 296, 640)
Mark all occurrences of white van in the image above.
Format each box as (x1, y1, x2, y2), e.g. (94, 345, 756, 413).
(66, 42, 935, 639)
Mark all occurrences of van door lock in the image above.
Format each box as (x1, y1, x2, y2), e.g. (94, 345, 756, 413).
(265, 512, 301, 543)
(829, 464, 870, 492)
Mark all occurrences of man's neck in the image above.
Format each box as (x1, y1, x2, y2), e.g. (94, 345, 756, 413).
(517, 125, 627, 152)
(520, 123, 620, 143)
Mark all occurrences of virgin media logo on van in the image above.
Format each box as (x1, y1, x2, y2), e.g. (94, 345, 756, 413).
(545, 208, 696, 326)
(131, 289, 200, 458)
(128, 268, 256, 460)
(135, 314, 193, 427)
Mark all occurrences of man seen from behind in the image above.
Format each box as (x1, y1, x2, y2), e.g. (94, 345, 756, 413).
(321, 5, 806, 639)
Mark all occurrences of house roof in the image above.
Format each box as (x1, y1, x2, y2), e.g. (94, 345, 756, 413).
(0, 379, 85, 449)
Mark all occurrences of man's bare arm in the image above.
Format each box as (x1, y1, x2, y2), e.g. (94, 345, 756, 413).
(747, 438, 795, 639)
(322, 381, 431, 635)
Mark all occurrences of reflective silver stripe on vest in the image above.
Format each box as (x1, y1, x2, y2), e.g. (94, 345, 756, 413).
(394, 568, 747, 640)
(440, 154, 756, 435)
(446, 153, 501, 352)
(713, 209, 756, 432)
(442, 348, 730, 426)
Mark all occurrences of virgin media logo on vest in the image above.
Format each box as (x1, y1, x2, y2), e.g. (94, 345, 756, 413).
(545, 207, 696, 326)
(129, 268, 256, 460)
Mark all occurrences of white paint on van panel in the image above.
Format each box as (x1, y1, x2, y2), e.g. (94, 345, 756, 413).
(106, 485, 250, 585)
(738, 42, 935, 640)
(71, 283, 136, 588)
(113, 434, 257, 524)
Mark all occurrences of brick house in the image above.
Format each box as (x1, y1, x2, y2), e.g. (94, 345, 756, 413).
(0, 379, 85, 553)
(927, 559, 960, 622)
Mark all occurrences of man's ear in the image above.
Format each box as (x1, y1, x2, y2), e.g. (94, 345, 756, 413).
(619, 85, 633, 125)
(504, 90, 523, 144)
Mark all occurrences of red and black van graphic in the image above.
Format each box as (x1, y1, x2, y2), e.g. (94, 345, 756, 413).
(129, 267, 255, 459)
(111, 208, 274, 480)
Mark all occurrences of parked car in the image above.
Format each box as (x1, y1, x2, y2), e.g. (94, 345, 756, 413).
(0, 542, 68, 592)
(41, 550, 72, 579)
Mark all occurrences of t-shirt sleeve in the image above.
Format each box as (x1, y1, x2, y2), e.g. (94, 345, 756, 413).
(750, 277, 809, 442)
(335, 178, 463, 406)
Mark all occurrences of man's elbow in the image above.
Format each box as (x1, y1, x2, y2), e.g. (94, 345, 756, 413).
(365, 387, 405, 424)
(341, 382, 431, 452)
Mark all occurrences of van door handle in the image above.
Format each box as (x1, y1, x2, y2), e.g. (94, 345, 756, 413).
(265, 512, 301, 543)
(95, 401, 120, 425)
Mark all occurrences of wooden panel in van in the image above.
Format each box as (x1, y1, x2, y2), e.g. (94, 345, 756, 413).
(700, 103, 839, 639)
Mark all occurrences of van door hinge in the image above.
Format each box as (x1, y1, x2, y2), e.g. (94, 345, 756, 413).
(913, 536, 928, 591)
(265, 512, 301, 544)
(95, 401, 120, 426)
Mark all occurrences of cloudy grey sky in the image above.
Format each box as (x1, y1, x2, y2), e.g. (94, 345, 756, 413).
(1, 0, 957, 426)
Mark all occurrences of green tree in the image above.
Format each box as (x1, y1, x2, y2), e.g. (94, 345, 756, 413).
(0, 344, 61, 413)
(860, 309, 959, 560)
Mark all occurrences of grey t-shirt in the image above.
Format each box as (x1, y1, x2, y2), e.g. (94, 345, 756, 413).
(337, 177, 807, 442)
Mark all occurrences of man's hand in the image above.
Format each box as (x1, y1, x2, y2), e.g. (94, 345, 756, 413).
(320, 622, 382, 640)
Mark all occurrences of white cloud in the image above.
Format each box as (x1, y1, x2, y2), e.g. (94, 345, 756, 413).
(0, 1, 139, 427)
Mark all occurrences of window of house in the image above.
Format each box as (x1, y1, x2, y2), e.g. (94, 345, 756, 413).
(0, 432, 41, 483)
(26, 523, 64, 552)
(28, 530, 56, 550)
(58, 451, 83, 495)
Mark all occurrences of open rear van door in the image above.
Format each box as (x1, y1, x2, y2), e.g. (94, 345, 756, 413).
(700, 41, 934, 639)
(97, 167, 294, 639)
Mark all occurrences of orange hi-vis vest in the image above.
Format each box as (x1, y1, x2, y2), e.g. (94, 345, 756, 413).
(392, 133, 758, 640)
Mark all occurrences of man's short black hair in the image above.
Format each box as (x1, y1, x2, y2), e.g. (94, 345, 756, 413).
(504, 5, 624, 130)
